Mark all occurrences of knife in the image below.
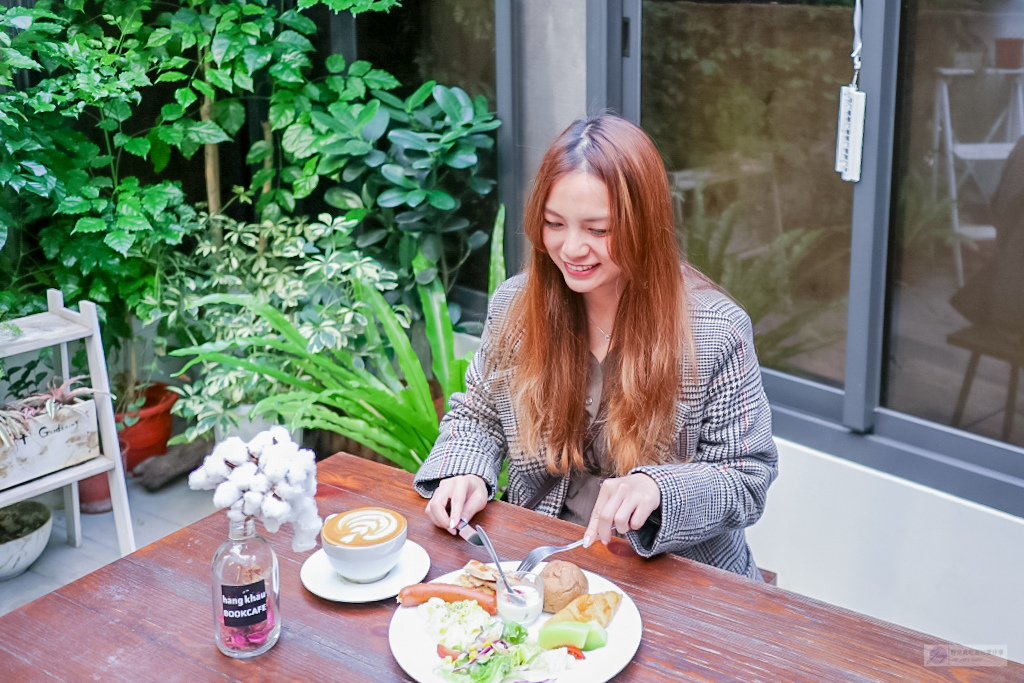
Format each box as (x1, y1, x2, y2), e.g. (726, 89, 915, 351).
(456, 518, 483, 546)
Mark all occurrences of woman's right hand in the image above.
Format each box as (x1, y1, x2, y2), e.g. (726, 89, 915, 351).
(425, 474, 489, 534)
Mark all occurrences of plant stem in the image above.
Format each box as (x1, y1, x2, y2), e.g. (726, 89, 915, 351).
(200, 46, 223, 235)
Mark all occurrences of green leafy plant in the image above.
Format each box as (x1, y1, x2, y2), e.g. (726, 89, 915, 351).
(170, 205, 506, 470)
(142, 211, 400, 444)
(0, 0, 403, 408)
(173, 280, 442, 472)
(256, 72, 501, 300)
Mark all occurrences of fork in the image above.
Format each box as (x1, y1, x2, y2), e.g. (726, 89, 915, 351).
(516, 538, 586, 573)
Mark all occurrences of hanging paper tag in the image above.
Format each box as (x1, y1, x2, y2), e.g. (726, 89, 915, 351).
(835, 85, 866, 182)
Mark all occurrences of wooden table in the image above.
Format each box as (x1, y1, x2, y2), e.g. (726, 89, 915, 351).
(1, 453, 1019, 682)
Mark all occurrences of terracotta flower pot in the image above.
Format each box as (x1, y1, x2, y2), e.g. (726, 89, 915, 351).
(117, 383, 178, 473)
(79, 439, 129, 514)
(78, 471, 112, 514)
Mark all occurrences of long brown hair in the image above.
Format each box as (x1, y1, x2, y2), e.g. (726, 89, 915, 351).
(493, 114, 695, 477)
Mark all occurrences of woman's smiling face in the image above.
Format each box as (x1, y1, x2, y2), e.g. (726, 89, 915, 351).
(542, 170, 622, 304)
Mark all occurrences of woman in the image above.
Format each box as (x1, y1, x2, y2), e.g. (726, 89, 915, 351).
(414, 114, 777, 579)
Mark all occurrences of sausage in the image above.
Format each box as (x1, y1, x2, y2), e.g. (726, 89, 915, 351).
(396, 582, 498, 615)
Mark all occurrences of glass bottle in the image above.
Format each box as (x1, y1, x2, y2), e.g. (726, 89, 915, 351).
(211, 517, 281, 658)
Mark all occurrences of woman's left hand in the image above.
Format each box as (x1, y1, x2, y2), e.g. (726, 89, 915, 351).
(583, 473, 662, 547)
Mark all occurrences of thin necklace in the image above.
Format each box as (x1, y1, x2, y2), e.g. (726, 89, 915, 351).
(589, 318, 612, 343)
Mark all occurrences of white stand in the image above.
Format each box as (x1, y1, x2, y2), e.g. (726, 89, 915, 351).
(0, 290, 135, 557)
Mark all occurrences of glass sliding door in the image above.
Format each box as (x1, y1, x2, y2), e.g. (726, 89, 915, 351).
(885, 1, 1024, 448)
(640, 0, 855, 386)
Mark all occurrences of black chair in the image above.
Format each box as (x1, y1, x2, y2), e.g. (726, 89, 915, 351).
(948, 325, 1024, 441)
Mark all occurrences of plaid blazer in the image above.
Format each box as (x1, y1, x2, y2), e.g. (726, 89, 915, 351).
(414, 273, 778, 579)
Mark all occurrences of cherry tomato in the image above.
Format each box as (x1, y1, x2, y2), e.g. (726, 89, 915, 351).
(437, 644, 460, 659)
(565, 645, 586, 660)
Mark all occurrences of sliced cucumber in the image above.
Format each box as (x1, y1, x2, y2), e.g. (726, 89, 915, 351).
(538, 621, 590, 649)
(583, 620, 608, 650)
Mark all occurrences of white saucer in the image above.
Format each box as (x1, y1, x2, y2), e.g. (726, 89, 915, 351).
(300, 540, 430, 603)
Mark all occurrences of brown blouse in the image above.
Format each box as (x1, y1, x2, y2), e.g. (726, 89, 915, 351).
(558, 354, 612, 526)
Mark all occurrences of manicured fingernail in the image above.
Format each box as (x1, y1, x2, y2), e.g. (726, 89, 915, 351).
(583, 535, 591, 548)
(449, 518, 458, 529)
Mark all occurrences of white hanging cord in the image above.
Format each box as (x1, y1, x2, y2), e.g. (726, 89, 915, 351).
(851, 0, 863, 87)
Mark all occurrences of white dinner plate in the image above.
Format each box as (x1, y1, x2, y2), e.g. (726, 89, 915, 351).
(300, 540, 430, 603)
(389, 561, 643, 683)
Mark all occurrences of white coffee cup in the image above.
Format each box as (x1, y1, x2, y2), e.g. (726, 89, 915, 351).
(321, 507, 407, 583)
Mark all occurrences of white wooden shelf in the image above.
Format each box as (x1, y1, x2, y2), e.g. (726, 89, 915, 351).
(0, 312, 93, 359)
(0, 290, 135, 557)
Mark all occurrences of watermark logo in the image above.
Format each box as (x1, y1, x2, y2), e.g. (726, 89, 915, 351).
(924, 644, 1008, 667)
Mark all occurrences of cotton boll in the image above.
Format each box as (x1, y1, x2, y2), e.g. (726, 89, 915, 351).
(202, 452, 232, 482)
(213, 437, 250, 466)
(274, 480, 305, 502)
(289, 495, 313, 520)
(213, 481, 244, 509)
(285, 461, 309, 488)
(228, 461, 258, 489)
(247, 430, 276, 459)
(242, 490, 265, 516)
(267, 425, 291, 445)
(291, 527, 319, 553)
(263, 515, 284, 534)
(261, 453, 290, 484)
(249, 473, 270, 494)
(261, 494, 291, 523)
(300, 475, 317, 498)
(271, 440, 300, 463)
(188, 467, 219, 491)
(297, 508, 322, 535)
(226, 499, 247, 521)
(295, 447, 316, 469)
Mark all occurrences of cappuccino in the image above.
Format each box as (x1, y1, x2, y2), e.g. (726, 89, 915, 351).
(322, 507, 406, 547)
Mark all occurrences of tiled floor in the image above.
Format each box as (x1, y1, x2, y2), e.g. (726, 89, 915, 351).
(0, 475, 218, 617)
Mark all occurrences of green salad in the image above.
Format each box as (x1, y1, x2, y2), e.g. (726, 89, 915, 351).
(417, 598, 571, 683)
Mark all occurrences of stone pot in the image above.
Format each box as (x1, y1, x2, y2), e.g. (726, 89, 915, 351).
(0, 501, 53, 581)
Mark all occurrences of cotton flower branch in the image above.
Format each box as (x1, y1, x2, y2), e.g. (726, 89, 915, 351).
(189, 426, 321, 552)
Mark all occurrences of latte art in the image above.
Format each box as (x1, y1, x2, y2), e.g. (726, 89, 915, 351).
(323, 507, 406, 547)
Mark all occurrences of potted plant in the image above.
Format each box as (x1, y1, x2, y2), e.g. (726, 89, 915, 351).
(0, 378, 101, 492)
(0, 501, 53, 581)
(115, 382, 179, 472)
(141, 210, 403, 446)
(172, 206, 506, 472)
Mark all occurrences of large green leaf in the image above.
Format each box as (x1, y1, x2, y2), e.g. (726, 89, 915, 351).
(73, 217, 106, 233)
(187, 121, 232, 144)
(355, 280, 434, 422)
(406, 80, 437, 110)
(276, 30, 314, 53)
(414, 253, 458, 403)
(213, 99, 246, 135)
(281, 123, 318, 158)
(387, 129, 435, 151)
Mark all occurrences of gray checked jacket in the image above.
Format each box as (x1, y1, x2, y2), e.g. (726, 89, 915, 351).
(414, 273, 778, 579)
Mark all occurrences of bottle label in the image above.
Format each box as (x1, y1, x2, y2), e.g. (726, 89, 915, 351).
(221, 580, 268, 627)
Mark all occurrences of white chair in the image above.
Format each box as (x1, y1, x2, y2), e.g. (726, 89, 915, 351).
(932, 67, 1024, 286)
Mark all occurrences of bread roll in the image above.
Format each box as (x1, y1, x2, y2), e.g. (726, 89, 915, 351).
(539, 560, 588, 613)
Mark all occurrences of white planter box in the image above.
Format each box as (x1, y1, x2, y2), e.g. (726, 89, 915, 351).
(0, 399, 101, 492)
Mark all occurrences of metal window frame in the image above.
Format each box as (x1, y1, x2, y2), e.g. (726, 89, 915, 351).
(495, 0, 526, 274)
(609, 0, 1024, 519)
(586, 0, 640, 123)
